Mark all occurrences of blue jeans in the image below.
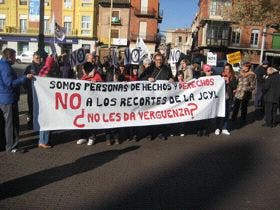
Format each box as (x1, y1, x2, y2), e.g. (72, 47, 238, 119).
(39, 131, 50, 145)
(216, 100, 232, 130)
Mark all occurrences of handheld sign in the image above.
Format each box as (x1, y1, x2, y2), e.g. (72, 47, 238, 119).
(131, 48, 140, 65)
(226, 51, 241, 65)
(169, 49, 181, 64)
(207, 52, 217, 66)
(70, 48, 86, 67)
(124, 48, 130, 65)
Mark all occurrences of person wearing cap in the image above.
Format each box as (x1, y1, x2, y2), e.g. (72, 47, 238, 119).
(262, 67, 280, 127)
(253, 60, 269, 120)
(232, 62, 256, 125)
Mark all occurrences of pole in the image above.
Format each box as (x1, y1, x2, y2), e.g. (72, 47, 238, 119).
(260, 25, 267, 64)
(37, 0, 48, 60)
(108, 0, 113, 48)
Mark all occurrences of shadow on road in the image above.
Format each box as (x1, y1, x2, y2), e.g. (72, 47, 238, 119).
(95, 141, 262, 210)
(0, 146, 140, 200)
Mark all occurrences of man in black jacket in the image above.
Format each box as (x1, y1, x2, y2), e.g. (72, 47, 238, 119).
(139, 53, 174, 140)
(24, 52, 42, 129)
(140, 53, 173, 82)
(254, 60, 269, 120)
(262, 67, 280, 127)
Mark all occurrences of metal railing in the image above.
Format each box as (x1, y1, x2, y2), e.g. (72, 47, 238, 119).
(134, 7, 156, 17)
(130, 33, 156, 42)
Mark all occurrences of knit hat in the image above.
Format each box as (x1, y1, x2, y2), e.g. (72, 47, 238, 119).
(202, 64, 212, 73)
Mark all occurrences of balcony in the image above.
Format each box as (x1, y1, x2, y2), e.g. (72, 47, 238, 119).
(134, 7, 156, 18)
(2, 27, 39, 34)
(130, 33, 156, 42)
(111, 17, 121, 25)
(99, 0, 130, 7)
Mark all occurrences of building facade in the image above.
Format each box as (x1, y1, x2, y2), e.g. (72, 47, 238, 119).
(165, 28, 192, 54)
(129, 0, 162, 53)
(193, 0, 280, 66)
(0, 0, 98, 55)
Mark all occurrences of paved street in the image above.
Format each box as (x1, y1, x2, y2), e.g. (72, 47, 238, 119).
(0, 88, 280, 209)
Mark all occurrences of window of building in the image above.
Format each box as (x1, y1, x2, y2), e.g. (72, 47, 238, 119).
(139, 21, 147, 39)
(81, 0, 92, 7)
(82, 44, 91, 53)
(186, 36, 188, 42)
(111, 29, 119, 38)
(178, 36, 182, 43)
(18, 42, 29, 54)
(19, 0, 27, 5)
(0, 18, 5, 31)
(206, 24, 230, 46)
(81, 16, 91, 35)
(209, 0, 231, 16)
(20, 19, 27, 33)
(44, 0, 50, 6)
(44, 19, 49, 34)
(64, 0, 72, 8)
(112, 11, 120, 24)
(250, 29, 259, 47)
(141, 0, 148, 14)
(231, 28, 241, 45)
(64, 22, 72, 35)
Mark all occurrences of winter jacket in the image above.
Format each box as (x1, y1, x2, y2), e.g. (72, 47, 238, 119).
(0, 58, 28, 104)
(235, 70, 256, 100)
(39, 56, 56, 77)
(139, 64, 173, 81)
(262, 72, 280, 103)
(24, 61, 42, 94)
(81, 71, 104, 82)
(226, 78, 238, 101)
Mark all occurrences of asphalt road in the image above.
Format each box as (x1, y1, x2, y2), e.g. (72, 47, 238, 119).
(0, 64, 280, 209)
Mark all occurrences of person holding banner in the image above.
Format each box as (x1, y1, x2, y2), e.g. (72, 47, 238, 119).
(37, 55, 57, 149)
(215, 64, 237, 136)
(139, 52, 174, 140)
(196, 64, 213, 137)
(0, 48, 33, 153)
(24, 52, 42, 129)
(76, 62, 104, 146)
(231, 62, 256, 126)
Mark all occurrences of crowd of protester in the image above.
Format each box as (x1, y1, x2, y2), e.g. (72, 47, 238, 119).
(1, 47, 280, 153)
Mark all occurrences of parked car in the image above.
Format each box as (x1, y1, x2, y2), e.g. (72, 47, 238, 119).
(16, 51, 34, 64)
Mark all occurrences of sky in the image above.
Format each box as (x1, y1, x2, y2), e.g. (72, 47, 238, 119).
(159, 0, 199, 32)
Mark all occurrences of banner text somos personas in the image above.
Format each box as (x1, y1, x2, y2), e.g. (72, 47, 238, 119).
(33, 76, 225, 131)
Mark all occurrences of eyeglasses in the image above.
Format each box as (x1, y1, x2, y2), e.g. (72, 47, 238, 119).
(155, 59, 162, 61)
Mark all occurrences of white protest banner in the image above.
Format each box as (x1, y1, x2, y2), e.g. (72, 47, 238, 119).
(70, 48, 86, 67)
(169, 49, 181, 64)
(33, 76, 225, 131)
(207, 52, 217, 66)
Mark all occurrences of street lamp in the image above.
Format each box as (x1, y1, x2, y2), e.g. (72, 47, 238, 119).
(37, 0, 48, 60)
